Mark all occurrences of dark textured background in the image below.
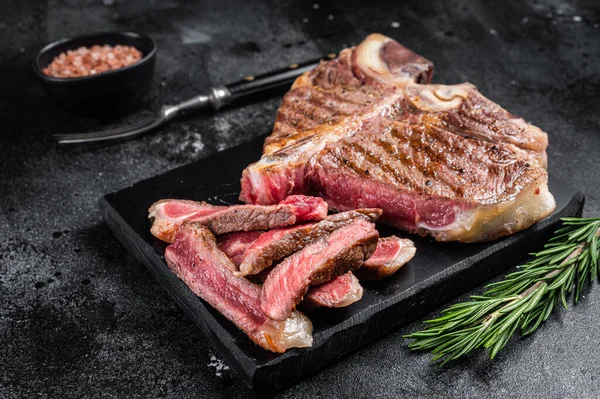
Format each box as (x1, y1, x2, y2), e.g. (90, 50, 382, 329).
(1, 0, 600, 398)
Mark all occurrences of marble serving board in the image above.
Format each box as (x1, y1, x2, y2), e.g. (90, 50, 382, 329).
(99, 135, 583, 396)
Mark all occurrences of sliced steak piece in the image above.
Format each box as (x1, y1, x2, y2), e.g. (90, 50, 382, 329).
(237, 208, 382, 276)
(239, 34, 556, 243)
(303, 272, 364, 308)
(217, 231, 263, 267)
(149, 199, 225, 243)
(149, 195, 328, 243)
(355, 236, 416, 280)
(165, 221, 313, 353)
(260, 218, 379, 320)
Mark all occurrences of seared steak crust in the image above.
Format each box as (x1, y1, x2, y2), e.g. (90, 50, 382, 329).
(238, 209, 382, 276)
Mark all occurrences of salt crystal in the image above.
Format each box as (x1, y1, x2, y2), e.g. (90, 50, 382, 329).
(489, 28, 498, 35)
(573, 15, 582, 22)
(391, 21, 400, 28)
(328, 15, 334, 20)
(302, 17, 309, 23)
(520, 17, 529, 25)
(313, 3, 319, 9)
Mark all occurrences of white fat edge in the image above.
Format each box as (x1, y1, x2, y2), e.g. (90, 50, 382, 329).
(415, 204, 475, 238)
(281, 311, 313, 348)
(417, 178, 555, 242)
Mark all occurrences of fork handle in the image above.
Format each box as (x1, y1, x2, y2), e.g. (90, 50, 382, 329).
(225, 55, 329, 104)
(169, 55, 330, 116)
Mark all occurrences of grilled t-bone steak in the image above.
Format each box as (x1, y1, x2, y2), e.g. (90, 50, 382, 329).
(303, 272, 364, 308)
(149, 195, 327, 242)
(240, 34, 556, 242)
(355, 236, 416, 280)
(261, 218, 379, 320)
(165, 221, 313, 352)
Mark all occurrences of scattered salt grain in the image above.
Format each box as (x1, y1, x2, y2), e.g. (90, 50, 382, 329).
(312, 3, 319, 9)
(489, 28, 498, 35)
(328, 14, 334, 20)
(302, 18, 309, 23)
(208, 354, 230, 377)
(391, 21, 400, 28)
(520, 17, 529, 25)
(573, 15, 582, 22)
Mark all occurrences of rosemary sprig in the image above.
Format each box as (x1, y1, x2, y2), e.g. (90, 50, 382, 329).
(405, 217, 600, 365)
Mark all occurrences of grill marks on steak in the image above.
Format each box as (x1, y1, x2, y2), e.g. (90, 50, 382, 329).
(239, 34, 556, 242)
(310, 123, 553, 241)
(149, 195, 327, 242)
(355, 236, 416, 280)
(165, 222, 313, 352)
(260, 218, 379, 320)
(237, 209, 382, 276)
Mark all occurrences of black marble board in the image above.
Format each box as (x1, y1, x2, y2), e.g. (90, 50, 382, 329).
(99, 135, 584, 396)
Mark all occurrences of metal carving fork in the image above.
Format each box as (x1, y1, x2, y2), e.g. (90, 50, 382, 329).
(53, 55, 331, 144)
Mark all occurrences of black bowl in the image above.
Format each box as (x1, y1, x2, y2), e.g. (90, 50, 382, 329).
(32, 31, 156, 117)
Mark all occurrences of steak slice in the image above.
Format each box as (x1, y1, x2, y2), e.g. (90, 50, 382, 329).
(239, 34, 556, 242)
(217, 231, 264, 267)
(165, 222, 313, 353)
(237, 209, 382, 276)
(303, 272, 364, 308)
(149, 195, 328, 243)
(149, 199, 225, 243)
(355, 236, 416, 280)
(260, 218, 379, 320)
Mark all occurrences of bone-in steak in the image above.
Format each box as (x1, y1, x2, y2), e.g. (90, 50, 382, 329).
(239, 34, 556, 242)
(165, 221, 313, 352)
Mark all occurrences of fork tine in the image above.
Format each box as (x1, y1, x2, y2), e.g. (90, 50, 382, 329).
(52, 116, 157, 141)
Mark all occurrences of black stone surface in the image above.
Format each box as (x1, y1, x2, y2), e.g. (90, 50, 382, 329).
(100, 134, 582, 396)
(1, 0, 599, 398)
